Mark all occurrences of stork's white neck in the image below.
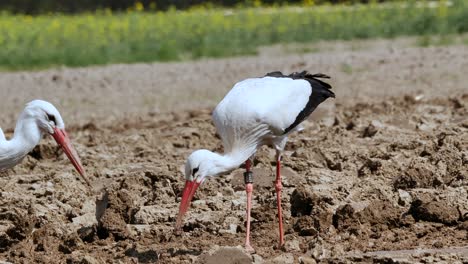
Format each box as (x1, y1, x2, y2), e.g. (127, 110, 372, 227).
(190, 125, 269, 179)
(204, 145, 258, 177)
(211, 128, 268, 176)
(0, 111, 43, 170)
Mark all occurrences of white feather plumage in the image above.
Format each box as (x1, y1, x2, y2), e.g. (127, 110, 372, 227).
(186, 75, 316, 183)
(0, 128, 5, 142)
(0, 100, 64, 171)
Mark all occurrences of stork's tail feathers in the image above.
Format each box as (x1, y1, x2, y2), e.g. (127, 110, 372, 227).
(306, 73, 330, 79)
(289, 71, 331, 81)
(266, 70, 336, 134)
(266, 70, 335, 98)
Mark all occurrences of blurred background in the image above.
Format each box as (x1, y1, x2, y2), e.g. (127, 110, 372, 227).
(0, 0, 466, 124)
(0, 0, 418, 14)
(0, 0, 466, 69)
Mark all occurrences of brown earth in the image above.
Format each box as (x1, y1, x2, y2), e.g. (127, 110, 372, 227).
(0, 38, 467, 263)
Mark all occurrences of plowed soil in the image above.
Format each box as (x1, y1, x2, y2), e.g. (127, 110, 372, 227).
(0, 39, 467, 263)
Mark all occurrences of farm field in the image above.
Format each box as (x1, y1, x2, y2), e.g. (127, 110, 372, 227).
(0, 38, 467, 263)
(0, 0, 467, 70)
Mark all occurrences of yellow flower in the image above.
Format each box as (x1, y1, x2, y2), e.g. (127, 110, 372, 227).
(135, 2, 144, 12)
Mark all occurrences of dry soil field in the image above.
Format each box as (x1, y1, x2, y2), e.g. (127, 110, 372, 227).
(0, 38, 467, 263)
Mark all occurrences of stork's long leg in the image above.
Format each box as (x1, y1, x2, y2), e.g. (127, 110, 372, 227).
(244, 159, 255, 253)
(275, 152, 285, 248)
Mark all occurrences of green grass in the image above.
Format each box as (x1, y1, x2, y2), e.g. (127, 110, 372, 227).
(415, 33, 468, 47)
(0, 0, 467, 70)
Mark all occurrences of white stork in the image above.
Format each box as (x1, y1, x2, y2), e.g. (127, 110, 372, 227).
(175, 71, 335, 252)
(0, 100, 90, 186)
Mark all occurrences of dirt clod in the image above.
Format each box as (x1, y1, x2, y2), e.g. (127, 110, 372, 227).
(197, 246, 251, 264)
(293, 216, 318, 237)
(0, 207, 35, 252)
(290, 187, 314, 217)
(409, 198, 459, 225)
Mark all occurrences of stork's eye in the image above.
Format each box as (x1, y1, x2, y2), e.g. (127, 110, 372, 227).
(46, 114, 56, 125)
(192, 167, 199, 175)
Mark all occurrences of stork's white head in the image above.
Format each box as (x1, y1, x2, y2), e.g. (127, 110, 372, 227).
(21, 100, 90, 186)
(184, 149, 226, 182)
(25, 100, 66, 134)
(175, 149, 228, 231)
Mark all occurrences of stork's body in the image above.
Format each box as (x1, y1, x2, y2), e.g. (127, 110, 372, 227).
(176, 71, 335, 252)
(0, 100, 89, 186)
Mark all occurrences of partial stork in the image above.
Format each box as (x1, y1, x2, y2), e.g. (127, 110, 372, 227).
(0, 100, 90, 186)
(175, 71, 335, 252)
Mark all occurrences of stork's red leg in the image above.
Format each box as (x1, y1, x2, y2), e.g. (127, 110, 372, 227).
(275, 154, 285, 248)
(244, 159, 255, 253)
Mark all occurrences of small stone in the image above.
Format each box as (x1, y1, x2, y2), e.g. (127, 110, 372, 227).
(252, 254, 264, 263)
(198, 246, 251, 264)
(228, 224, 238, 234)
(220, 224, 238, 235)
(31, 183, 41, 190)
(421, 256, 435, 263)
(398, 189, 412, 206)
(81, 256, 99, 264)
(133, 206, 174, 224)
(270, 253, 294, 264)
(72, 211, 98, 228)
(284, 239, 301, 252)
(299, 256, 317, 264)
(362, 122, 378, 137)
(418, 122, 437, 131)
(371, 120, 384, 128)
(81, 199, 97, 214)
(310, 245, 329, 260)
(231, 200, 242, 210)
(221, 186, 235, 196)
(131, 224, 152, 234)
(432, 240, 444, 248)
(192, 200, 206, 208)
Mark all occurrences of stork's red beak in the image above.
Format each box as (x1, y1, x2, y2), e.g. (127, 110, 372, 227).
(175, 180, 201, 232)
(52, 127, 91, 187)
